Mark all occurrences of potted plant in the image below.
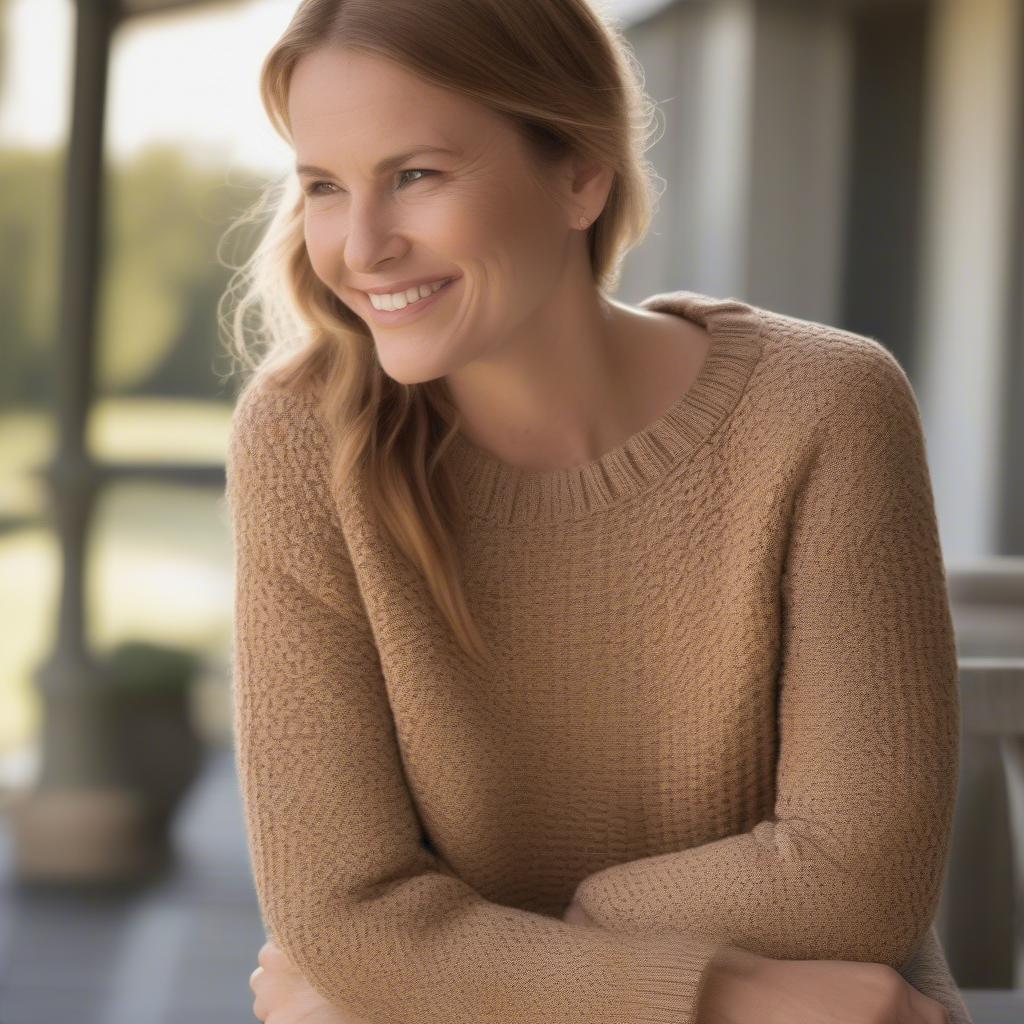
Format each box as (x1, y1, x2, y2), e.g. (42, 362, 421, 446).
(98, 639, 205, 851)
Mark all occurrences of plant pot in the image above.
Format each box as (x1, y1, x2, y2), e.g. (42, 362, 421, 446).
(98, 640, 205, 845)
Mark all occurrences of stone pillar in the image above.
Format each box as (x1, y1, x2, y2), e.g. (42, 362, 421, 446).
(9, 0, 156, 884)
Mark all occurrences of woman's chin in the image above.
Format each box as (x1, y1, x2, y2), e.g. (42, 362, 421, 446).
(373, 346, 452, 388)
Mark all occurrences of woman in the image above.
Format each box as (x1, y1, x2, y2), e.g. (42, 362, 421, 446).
(225, 1, 972, 1022)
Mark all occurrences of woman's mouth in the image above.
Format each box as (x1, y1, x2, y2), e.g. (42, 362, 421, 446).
(363, 276, 459, 324)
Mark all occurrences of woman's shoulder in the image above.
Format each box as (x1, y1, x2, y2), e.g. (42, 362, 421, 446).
(225, 376, 332, 507)
(756, 303, 912, 387)
(229, 376, 326, 447)
(646, 289, 917, 425)
(750, 302, 921, 427)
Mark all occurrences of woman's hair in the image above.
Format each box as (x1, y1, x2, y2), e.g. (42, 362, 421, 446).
(219, 0, 665, 665)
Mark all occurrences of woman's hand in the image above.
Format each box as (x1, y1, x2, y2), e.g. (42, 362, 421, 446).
(249, 938, 372, 1024)
(698, 944, 951, 1024)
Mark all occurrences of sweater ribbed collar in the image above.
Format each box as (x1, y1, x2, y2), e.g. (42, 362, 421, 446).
(445, 290, 764, 526)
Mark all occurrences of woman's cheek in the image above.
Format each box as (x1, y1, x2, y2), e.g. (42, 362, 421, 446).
(303, 210, 341, 279)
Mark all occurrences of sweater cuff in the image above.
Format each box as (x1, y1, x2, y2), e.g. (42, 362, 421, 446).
(607, 932, 724, 1024)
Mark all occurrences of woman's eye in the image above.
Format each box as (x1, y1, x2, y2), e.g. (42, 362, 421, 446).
(397, 168, 436, 187)
(303, 168, 436, 198)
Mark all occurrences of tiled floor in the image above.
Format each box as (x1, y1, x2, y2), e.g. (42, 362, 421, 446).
(0, 744, 1020, 1024)
(0, 744, 267, 1024)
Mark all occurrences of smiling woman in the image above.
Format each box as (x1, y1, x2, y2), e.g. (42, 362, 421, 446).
(220, 0, 652, 667)
(219, 3, 971, 1024)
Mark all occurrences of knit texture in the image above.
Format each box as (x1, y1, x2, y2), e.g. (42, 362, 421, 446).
(226, 290, 972, 1024)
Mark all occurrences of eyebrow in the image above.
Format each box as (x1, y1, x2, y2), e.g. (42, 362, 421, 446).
(295, 146, 460, 179)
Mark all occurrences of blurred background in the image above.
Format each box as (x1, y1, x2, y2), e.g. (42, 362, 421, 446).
(0, 0, 1021, 1022)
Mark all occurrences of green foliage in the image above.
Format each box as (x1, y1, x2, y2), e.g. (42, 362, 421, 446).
(0, 141, 273, 411)
(101, 638, 201, 697)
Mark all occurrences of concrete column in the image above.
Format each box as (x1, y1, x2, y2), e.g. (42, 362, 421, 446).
(10, 0, 156, 883)
(915, 0, 1023, 560)
(744, 0, 852, 323)
(693, 0, 757, 297)
(622, 0, 853, 321)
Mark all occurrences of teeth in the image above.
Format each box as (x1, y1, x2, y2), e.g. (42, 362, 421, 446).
(368, 278, 450, 311)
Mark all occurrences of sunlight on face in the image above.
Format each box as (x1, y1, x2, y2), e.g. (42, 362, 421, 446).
(286, 45, 578, 383)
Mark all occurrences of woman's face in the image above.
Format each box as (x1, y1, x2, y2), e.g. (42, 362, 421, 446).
(287, 46, 598, 384)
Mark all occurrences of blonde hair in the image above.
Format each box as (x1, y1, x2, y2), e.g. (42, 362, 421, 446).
(219, 0, 664, 665)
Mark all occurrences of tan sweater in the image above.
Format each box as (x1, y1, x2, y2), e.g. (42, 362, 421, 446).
(226, 290, 973, 1024)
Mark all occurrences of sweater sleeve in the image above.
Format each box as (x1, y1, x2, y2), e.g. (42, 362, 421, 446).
(899, 925, 974, 1024)
(226, 382, 726, 1024)
(572, 339, 962, 973)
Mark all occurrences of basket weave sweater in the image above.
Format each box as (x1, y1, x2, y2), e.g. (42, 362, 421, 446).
(226, 290, 972, 1024)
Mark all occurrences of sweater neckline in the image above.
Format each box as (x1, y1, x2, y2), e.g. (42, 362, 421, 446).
(445, 289, 764, 526)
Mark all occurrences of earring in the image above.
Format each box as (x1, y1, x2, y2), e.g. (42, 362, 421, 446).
(579, 215, 589, 229)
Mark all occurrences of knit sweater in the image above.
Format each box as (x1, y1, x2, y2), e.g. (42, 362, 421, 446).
(226, 290, 972, 1024)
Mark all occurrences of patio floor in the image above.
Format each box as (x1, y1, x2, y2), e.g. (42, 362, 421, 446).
(0, 744, 265, 1024)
